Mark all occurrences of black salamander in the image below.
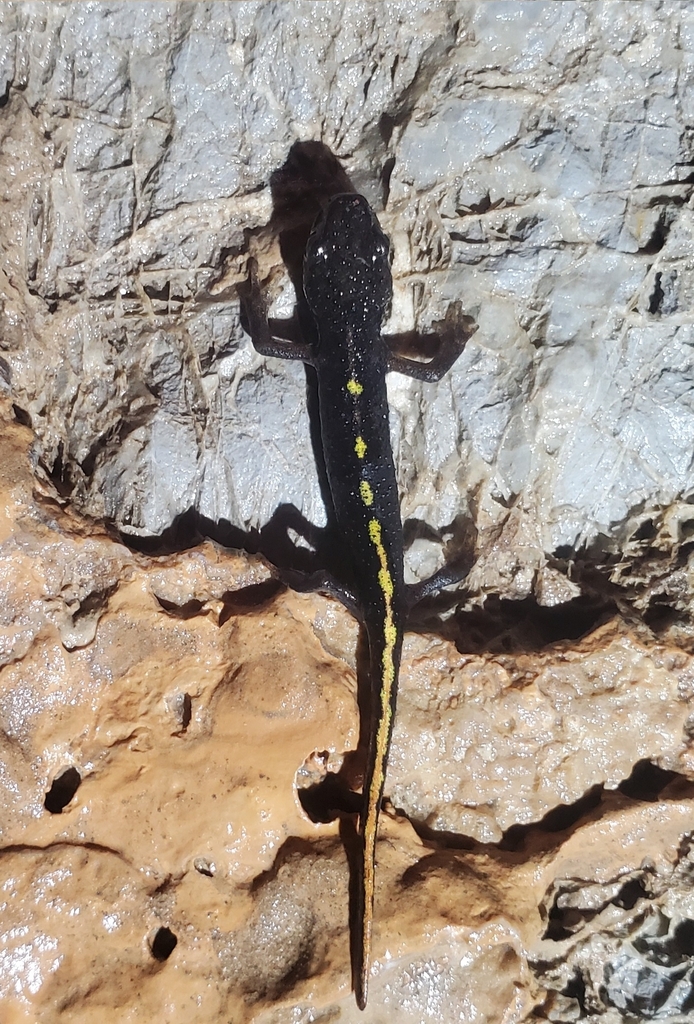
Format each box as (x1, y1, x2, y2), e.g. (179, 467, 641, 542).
(241, 193, 471, 1009)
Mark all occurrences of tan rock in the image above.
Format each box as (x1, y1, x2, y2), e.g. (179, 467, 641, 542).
(2, 396, 694, 1022)
(389, 623, 694, 842)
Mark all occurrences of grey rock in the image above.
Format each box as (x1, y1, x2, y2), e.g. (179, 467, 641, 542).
(1, 0, 694, 590)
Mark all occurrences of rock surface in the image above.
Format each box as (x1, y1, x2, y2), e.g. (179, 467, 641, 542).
(1, 398, 693, 1022)
(2, 1, 694, 587)
(1, 2, 694, 1022)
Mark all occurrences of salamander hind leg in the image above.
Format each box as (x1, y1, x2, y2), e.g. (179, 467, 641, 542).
(405, 551, 475, 609)
(271, 566, 362, 621)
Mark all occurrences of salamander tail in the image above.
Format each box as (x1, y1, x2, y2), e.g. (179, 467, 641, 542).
(351, 530, 402, 1009)
(354, 741, 385, 1010)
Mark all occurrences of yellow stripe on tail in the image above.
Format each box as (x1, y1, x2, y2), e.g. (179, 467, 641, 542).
(355, 518, 399, 1010)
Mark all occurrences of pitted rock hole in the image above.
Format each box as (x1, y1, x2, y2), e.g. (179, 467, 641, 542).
(295, 750, 359, 823)
(44, 766, 81, 813)
(176, 692, 192, 732)
(194, 857, 216, 877)
(150, 926, 178, 961)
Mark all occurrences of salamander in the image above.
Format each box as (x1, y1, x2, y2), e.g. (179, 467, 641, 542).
(241, 192, 472, 1009)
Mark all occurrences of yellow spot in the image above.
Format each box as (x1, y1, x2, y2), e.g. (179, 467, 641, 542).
(360, 481, 374, 506)
(368, 518, 381, 545)
(355, 436, 367, 459)
(366, 518, 397, 662)
(347, 378, 363, 395)
(382, 618, 399, 643)
(378, 567, 393, 599)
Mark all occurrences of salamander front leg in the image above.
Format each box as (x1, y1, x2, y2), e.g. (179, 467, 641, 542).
(385, 300, 476, 383)
(239, 257, 315, 363)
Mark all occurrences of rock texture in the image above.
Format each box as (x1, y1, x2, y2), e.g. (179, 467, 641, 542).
(1, 398, 694, 1022)
(2, 1, 694, 581)
(2, 2, 694, 1022)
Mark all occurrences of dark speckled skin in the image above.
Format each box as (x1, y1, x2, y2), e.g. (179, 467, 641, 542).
(241, 193, 470, 1009)
(304, 196, 406, 621)
(305, 198, 406, 1009)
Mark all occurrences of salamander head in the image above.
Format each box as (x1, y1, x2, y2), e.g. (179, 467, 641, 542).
(303, 193, 392, 326)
